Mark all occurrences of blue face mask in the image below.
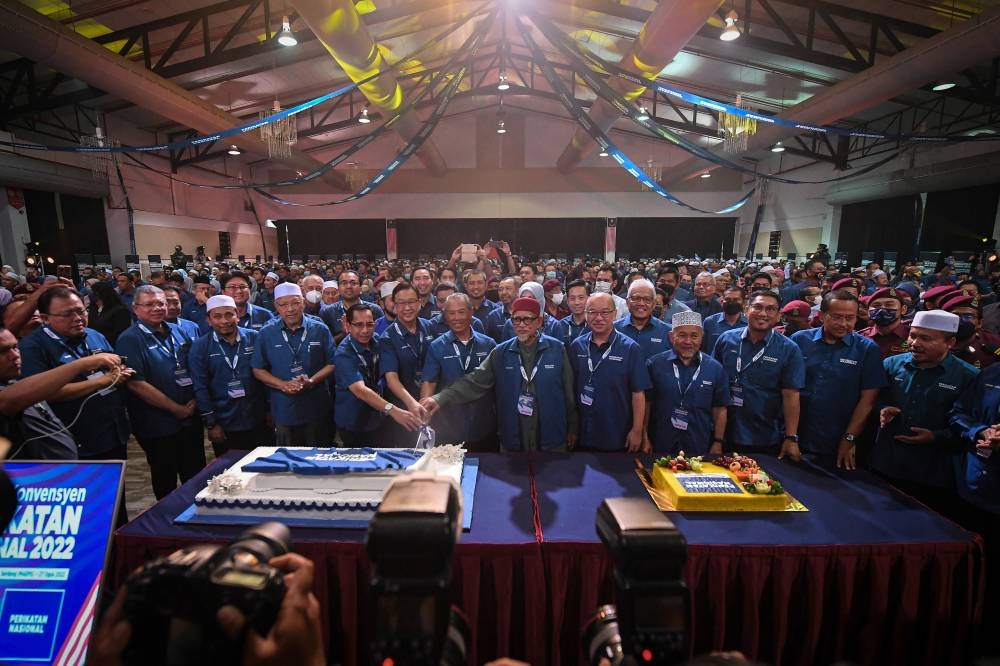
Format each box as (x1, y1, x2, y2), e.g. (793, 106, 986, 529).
(959, 313, 976, 323)
(869, 308, 899, 327)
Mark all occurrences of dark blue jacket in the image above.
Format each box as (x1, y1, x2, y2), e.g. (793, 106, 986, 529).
(949, 364, 1000, 514)
(495, 334, 569, 451)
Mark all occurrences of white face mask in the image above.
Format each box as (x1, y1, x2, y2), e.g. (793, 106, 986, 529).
(305, 290, 322, 304)
(811, 295, 821, 305)
(594, 281, 612, 294)
(550, 292, 564, 306)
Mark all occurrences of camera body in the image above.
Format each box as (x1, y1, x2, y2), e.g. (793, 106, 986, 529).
(122, 522, 290, 666)
(584, 498, 689, 666)
(367, 475, 466, 666)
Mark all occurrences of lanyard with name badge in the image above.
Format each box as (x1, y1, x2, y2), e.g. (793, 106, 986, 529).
(139, 323, 192, 387)
(44, 327, 115, 395)
(395, 321, 426, 383)
(452, 338, 474, 373)
(213, 331, 245, 398)
(670, 353, 703, 431)
(731, 331, 771, 407)
(581, 333, 618, 407)
(350, 340, 380, 390)
(281, 326, 308, 376)
(517, 349, 541, 417)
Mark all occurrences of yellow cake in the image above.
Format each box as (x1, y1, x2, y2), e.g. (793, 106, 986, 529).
(651, 463, 788, 511)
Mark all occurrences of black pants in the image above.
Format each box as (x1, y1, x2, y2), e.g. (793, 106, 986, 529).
(136, 422, 206, 500)
(81, 444, 129, 528)
(212, 423, 275, 457)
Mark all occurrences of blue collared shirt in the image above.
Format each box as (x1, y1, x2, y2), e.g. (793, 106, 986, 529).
(701, 312, 748, 353)
(379, 318, 434, 400)
(569, 331, 652, 450)
(485, 306, 512, 342)
(614, 314, 673, 361)
(251, 316, 336, 427)
(182, 301, 207, 329)
(170, 317, 201, 340)
(321, 301, 385, 337)
(423, 330, 497, 442)
(949, 364, 1000, 514)
(499, 312, 564, 343)
(427, 314, 485, 339)
(115, 321, 197, 438)
(791, 327, 887, 463)
(712, 328, 806, 448)
(646, 350, 730, 455)
(553, 316, 590, 348)
(18, 325, 130, 455)
(333, 336, 383, 434)
(471, 298, 496, 327)
(188, 327, 266, 432)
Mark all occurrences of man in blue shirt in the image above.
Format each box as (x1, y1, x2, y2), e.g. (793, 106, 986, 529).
(162, 285, 201, 339)
(702, 286, 747, 352)
(322, 270, 384, 343)
(189, 295, 271, 455)
(875, 310, 978, 516)
(614, 279, 672, 361)
(182, 275, 214, 329)
(553, 280, 590, 347)
(334, 303, 423, 446)
(380, 282, 433, 446)
(251, 282, 336, 446)
(499, 282, 562, 341)
(216, 271, 274, 332)
(116, 285, 204, 500)
(713, 290, 806, 458)
(412, 267, 441, 321)
(646, 311, 729, 455)
(374, 280, 398, 337)
(684, 272, 723, 319)
(571, 292, 651, 452)
(790, 290, 886, 469)
(485, 277, 519, 342)
(421, 293, 497, 450)
(462, 269, 496, 327)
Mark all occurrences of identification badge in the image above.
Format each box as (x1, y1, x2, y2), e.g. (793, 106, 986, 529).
(517, 393, 535, 417)
(227, 379, 246, 399)
(670, 408, 689, 431)
(414, 370, 423, 384)
(87, 370, 116, 396)
(730, 384, 744, 407)
(290, 363, 304, 376)
(580, 384, 595, 406)
(174, 368, 193, 387)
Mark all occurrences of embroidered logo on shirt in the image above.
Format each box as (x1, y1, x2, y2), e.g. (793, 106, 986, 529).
(609, 355, 623, 361)
(839, 358, 858, 366)
(651, 338, 662, 343)
(763, 356, 778, 363)
(544, 364, 555, 369)
(938, 382, 957, 391)
(701, 380, 713, 386)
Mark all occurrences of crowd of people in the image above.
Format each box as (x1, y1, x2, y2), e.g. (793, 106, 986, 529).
(0, 241, 998, 642)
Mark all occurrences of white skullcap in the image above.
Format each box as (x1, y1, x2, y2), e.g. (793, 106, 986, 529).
(712, 269, 729, 278)
(871, 269, 886, 278)
(519, 281, 544, 303)
(379, 280, 398, 298)
(322, 280, 339, 290)
(274, 282, 302, 300)
(912, 310, 959, 334)
(206, 295, 237, 312)
(265, 271, 279, 281)
(672, 311, 702, 328)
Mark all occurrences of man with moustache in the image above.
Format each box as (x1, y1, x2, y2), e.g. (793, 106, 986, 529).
(485, 276, 520, 342)
(161, 285, 201, 339)
(463, 269, 496, 327)
(323, 270, 384, 343)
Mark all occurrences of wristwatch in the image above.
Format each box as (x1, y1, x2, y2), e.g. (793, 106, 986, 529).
(712, 437, 725, 445)
(842, 433, 857, 443)
(383, 403, 395, 413)
(784, 434, 799, 442)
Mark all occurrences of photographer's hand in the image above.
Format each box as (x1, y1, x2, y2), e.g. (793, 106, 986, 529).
(217, 553, 325, 666)
(85, 586, 131, 666)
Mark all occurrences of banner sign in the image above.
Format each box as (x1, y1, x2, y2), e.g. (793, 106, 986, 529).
(123, 254, 139, 273)
(0, 461, 123, 665)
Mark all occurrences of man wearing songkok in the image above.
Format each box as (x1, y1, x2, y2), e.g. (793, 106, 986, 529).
(189, 295, 271, 456)
(116, 285, 203, 499)
(712, 290, 806, 459)
(614, 279, 673, 361)
(421, 297, 577, 451)
(701, 286, 747, 352)
(379, 282, 433, 446)
(860, 287, 911, 358)
(251, 282, 336, 446)
(334, 303, 423, 446)
(790, 290, 886, 469)
(322, 270, 384, 343)
(553, 279, 591, 347)
(940, 293, 998, 368)
(420, 293, 497, 451)
(874, 310, 978, 517)
(646, 311, 729, 455)
(569, 293, 651, 452)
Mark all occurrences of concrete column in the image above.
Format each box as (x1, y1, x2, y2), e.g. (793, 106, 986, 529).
(0, 188, 31, 270)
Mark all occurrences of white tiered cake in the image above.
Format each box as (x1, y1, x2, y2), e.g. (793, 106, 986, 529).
(194, 445, 466, 522)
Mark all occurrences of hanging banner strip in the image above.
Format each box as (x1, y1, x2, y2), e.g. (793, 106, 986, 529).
(529, 11, 901, 186)
(0, 3, 490, 156)
(119, 7, 494, 192)
(552, 17, 998, 145)
(253, 9, 497, 207)
(516, 15, 752, 215)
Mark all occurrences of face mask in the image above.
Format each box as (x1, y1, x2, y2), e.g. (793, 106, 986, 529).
(486, 289, 499, 302)
(652, 306, 664, 318)
(957, 320, 977, 340)
(810, 295, 822, 305)
(546, 271, 557, 279)
(594, 280, 612, 294)
(658, 283, 675, 297)
(551, 293, 564, 306)
(869, 308, 899, 327)
(404, 273, 412, 281)
(723, 301, 743, 316)
(305, 291, 322, 304)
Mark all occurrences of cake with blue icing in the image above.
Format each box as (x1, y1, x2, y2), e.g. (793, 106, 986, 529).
(193, 445, 465, 521)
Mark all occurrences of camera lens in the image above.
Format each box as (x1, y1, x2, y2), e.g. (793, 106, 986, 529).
(230, 522, 290, 564)
(582, 604, 624, 666)
(439, 606, 471, 666)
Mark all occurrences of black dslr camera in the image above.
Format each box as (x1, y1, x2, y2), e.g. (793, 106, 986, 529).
(367, 476, 470, 666)
(122, 522, 290, 666)
(582, 498, 689, 665)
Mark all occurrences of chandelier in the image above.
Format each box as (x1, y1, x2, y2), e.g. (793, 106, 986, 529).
(259, 100, 297, 159)
(718, 94, 757, 154)
(79, 126, 116, 182)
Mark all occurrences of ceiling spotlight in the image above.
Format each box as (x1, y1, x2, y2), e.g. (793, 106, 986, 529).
(700, 171, 712, 179)
(277, 16, 297, 47)
(599, 149, 609, 157)
(25, 256, 36, 266)
(932, 81, 956, 92)
(770, 141, 785, 153)
(497, 72, 510, 91)
(720, 10, 741, 41)
(357, 107, 371, 124)
(227, 144, 241, 156)
(636, 105, 650, 121)
(45, 256, 55, 265)
(496, 120, 506, 134)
